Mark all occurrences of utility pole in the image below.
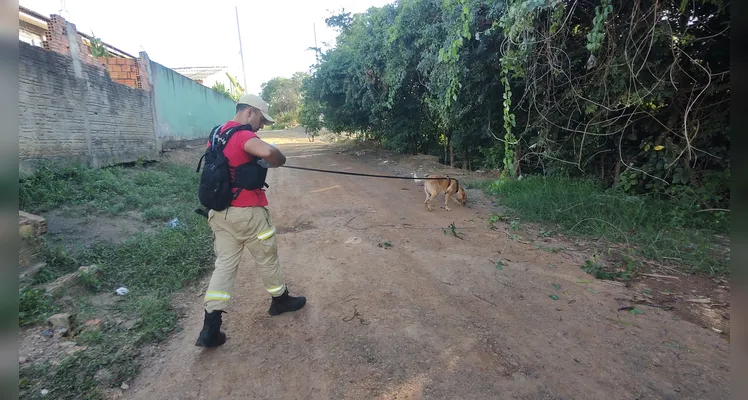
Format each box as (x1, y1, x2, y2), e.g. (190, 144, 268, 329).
(313, 23, 319, 63)
(235, 6, 248, 93)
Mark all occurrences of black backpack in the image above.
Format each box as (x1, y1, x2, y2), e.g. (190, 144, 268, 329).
(195, 124, 254, 211)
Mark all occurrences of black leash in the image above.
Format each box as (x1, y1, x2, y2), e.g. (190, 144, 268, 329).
(280, 165, 456, 184)
(195, 165, 460, 219)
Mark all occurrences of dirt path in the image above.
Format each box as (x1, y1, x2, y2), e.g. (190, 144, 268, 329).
(128, 133, 729, 400)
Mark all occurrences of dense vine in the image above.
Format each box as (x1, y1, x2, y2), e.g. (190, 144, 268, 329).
(299, 0, 730, 208)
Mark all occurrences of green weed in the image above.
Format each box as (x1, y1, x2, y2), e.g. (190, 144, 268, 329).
(580, 255, 641, 281)
(18, 160, 213, 400)
(482, 176, 729, 275)
(19, 288, 55, 327)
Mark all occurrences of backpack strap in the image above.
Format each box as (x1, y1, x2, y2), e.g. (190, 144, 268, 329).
(209, 124, 223, 149)
(196, 125, 224, 173)
(211, 124, 254, 150)
(216, 124, 256, 198)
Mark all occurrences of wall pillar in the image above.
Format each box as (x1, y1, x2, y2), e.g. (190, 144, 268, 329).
(140, 51, 162, 153)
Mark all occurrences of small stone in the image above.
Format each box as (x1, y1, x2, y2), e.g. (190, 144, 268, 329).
(47, 313, 74, 332)
(83, 319, 102, 329)
(652, 357, 662, 366)
(122, 319, 140, 330)
(44, 273, 79, 295)
(41, 389, 49, 396)
(78, 264, 103, 278)
(64, 345, 88, 355)
(19, 357, 27, 364)
(121, 383, 130, 390)
(53, 328, 69, 339)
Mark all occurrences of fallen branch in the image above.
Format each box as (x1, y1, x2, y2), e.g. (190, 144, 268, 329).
(494, 276, 511, 286)
(641, 260, 686, 276)
(473, 294, 497, 306)
(642, 273, 680, 280)
(685, 298, 712, 304)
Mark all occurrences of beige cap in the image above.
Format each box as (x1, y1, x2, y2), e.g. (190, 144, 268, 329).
(237, 93, 275, 124)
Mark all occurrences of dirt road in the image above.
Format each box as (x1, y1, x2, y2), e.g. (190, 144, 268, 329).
(127, 133, 729, 399)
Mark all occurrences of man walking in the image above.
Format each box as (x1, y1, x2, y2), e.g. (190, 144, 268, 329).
(196, 94, 306, 348)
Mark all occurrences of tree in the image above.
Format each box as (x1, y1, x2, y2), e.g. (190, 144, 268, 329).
(212, 73, 244, 102)
(299, 0, 730, 208)
(259, 72, 309, 128)
(88, 31, 109, 58)
(211, 82, 233, 100)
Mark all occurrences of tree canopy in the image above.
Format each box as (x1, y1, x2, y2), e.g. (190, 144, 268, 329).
(260, 72, 308, 129)
(299, 0, 730, 208)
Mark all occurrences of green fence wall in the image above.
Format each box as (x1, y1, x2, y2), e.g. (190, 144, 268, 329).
(149, 61, 236, 147)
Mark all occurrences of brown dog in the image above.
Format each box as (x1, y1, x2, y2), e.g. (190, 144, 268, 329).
(421, 175, 467, 211)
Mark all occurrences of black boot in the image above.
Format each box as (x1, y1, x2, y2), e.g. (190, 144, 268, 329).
(195, 310, 226, 347)
(268, 289, 306, 316)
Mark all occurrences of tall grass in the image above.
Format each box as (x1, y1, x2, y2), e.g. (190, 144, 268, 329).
(474, 176, 729, 275)
(19, 160, 215, 399)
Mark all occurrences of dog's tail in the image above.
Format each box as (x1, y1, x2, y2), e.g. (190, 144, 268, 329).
(413, 173, 425, 186)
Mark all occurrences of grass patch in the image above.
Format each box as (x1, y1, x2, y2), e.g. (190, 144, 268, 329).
(580, 255, 640, 281)
(480, 176, 729, 275)
(20, 328, 140, 400)
(20, 161, 199, 216)
(19, 160, 213, 399)
(31, 241, 85, 285)
(19, 287, 56, 327)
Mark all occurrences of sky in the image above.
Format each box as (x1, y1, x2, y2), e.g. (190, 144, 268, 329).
(20, 0, 392, 94)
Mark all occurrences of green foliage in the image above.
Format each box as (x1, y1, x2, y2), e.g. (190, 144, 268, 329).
(212, 74, 245, 102)
(20, 161, 199, 216)
(500, 67, 516, 177)
(581, 256, 638, 281)
(211, 82, 234, 101)
(18, 161, 215, 399)
(226, 73, 245, 100)
(298, 0, 729, 209)
(19, 287, 55, 327)
(20, 335, 138, 399)
(260, 72, 307, 129)
(32, 241, 83, 284)
(298, 99, 324, 136)
(586, 0, 613, 52)
(482, 175, 729, 275)
(88, 32, 109, 58)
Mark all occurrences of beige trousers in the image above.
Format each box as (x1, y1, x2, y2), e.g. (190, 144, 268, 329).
(204, 206, 286, 313)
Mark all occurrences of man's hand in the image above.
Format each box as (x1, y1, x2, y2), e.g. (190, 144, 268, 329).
(244, 137, 286, 167)
(257, 159, 280, 168)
